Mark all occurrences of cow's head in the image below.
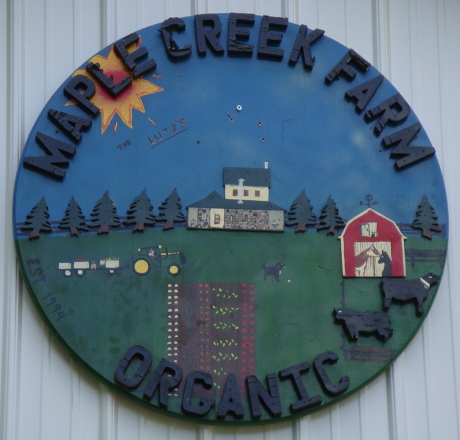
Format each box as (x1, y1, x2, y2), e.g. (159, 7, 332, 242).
(333, 308, 347, 317)
(422, 273, 441, 286)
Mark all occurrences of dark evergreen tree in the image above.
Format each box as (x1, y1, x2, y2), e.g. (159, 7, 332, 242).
(317, 196, 345, 235)
(286, 189, 316, 232)
(158, 188, 185, 230)
(124, 188, 156, 232)
(88, 190, 120, 234)
(21, 197, 52, 239)
(59, 196, 88, 237)
(411, 196, 442, 239)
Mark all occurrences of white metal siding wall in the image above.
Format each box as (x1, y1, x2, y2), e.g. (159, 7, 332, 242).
(1, 1, 459, 439)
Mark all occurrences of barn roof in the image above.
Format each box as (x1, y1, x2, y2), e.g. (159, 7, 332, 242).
(187, 190, 285, 211)
(338, 208, 406, 239)
(223, 167, 271, 187)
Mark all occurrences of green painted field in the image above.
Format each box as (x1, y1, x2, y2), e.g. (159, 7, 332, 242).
(17, 228, 447, 422)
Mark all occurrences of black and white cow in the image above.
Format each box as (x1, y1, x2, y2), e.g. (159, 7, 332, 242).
(381, 273, 440, 315)
(334, 308, 392, 341)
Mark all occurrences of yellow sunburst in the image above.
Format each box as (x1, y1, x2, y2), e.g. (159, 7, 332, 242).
(68, 44, 163, 134)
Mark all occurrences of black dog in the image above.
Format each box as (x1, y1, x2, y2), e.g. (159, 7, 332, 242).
(262, 262, 287, 281)
(382, 273, 440, 314)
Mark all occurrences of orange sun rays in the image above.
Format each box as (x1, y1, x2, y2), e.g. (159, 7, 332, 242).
(68, 45, 163, 133)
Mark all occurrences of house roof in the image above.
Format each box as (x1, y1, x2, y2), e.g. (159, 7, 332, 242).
(223, 167, 271, 187)
(187, 191, 285, 211)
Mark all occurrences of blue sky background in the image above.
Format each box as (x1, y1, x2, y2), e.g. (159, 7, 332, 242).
(14, 15, 448, 234)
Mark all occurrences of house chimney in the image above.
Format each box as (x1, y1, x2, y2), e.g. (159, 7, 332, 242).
(264, 162, 269, 169)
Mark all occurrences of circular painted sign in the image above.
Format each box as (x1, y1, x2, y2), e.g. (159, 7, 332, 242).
(14, 14, 448, 425)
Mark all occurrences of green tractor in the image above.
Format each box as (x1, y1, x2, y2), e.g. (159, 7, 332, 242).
(132, 245, 186, 277)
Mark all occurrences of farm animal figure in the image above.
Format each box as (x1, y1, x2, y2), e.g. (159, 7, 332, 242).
(354, 245, 380, 277)
(381, 273, 440, 314)
(378, 250, 393, 276)
(333, 308, 392, 341)
(262, 262, 287, 281)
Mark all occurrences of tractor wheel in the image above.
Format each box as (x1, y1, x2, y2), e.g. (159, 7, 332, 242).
(75, 269, 86, 277)
(167, 264, 181, 277)
(133, 257, 151, 275)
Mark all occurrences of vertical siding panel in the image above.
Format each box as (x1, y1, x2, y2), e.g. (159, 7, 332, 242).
(70, 366, 108, 440)
(317, 0, 347, 44)
(115, 404, 145, 439)
(370, 6, 393, 437)
(100, 0, 118, 47)
(430, 0, 460, 438)
(43, 0, 77, 91)
(212, 427, 237, 440)
(357, 375, 391, 440)
(22, 0, 47, 132)
(404, 0, 442, 147)
(38, 4, 79, 439)
(135, 405, 172, 439)
(16, 300, 48, 440)
(333, 398, 363, 440)
(0, 1, 13, 438)
(40, 335, 73, 440)
(297, 0, 319, 29)
(343, 4, 390, 439)
(201, 1, 230, 14)
(112, 2, 140, 40)
(298, 410, 333, 440)
(410, 1, 457, 438)
(384, 1, 458, 439)
(79, 3, 118, 434)
(164, 1, 194, 19)
(254, 1, 283, 16)
(72, 0, 103, 67)
(168, 419, 202, 439)
(1, 2, 25, 439)
(227, 0, 257, 14)
(139, 1, 178, 29)
(263, 422, 296, 440)
(382, 1, 412, 90)
(99, 386, 116, 440)
(282, 0, 298, 23)
(14, 2, 49, 439)
(381, 3, 424, 440)
(343, 0, 374, 62)
(439, 7, 460, 428)
(370, 0, 390, 75)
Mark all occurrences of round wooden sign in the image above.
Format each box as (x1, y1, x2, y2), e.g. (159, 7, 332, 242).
(14, 14, 448, 425)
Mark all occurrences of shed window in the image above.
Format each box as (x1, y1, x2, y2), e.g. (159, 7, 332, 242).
(255, 190, 261, 197)
(361, 222, 378, 237)
(233, 189, 238, 196)
(214, 214, 221, 224)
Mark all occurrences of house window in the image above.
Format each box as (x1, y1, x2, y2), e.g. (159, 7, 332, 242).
(361, 222, 378, 237)
(214, 214, 221, 224)
(255, 190, 260, 197)
(244, 190, 249, 197)
(233, 189, 238, 196)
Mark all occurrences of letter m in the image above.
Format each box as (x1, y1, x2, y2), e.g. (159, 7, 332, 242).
(23, 132, 76, 180)
(382, 123, 436, 169)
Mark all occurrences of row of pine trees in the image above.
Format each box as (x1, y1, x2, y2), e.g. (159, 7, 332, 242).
(20, 188, 185, 239)
(19, 187, 441, 241)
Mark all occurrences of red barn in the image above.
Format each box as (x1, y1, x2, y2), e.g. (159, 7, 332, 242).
(339, 209, 406, 277)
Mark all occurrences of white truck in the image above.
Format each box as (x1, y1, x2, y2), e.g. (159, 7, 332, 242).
(58, 258, 121, 277)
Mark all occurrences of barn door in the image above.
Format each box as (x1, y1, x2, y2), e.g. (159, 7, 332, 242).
(354, 241, 392, 277)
